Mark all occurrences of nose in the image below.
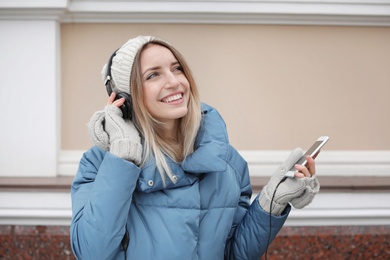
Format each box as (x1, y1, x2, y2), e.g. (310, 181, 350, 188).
(165, 71, 180, 88)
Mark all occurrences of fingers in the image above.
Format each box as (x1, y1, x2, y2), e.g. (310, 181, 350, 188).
(293, 167, 307, 178)
(294, 155, 316, 178)
(306, 155, 316, 175)
(107, 92, 116, 105)
(107, 92, 125, 107)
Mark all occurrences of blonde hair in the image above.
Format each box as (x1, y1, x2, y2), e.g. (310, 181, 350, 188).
(130, 40, 202, 185)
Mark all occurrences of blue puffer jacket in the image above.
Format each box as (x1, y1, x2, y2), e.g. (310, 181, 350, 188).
(70, 103, 290, 260)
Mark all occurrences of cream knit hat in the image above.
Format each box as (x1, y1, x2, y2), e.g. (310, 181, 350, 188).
(101, 35, 156, 94)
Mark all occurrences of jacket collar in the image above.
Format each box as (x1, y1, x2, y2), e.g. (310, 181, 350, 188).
(136, 103, 229, 193)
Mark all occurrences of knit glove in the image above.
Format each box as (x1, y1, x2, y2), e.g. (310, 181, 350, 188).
(88, 105, 142, 165)
(88, 110, 109, 151)
(259, 148, 320, 215)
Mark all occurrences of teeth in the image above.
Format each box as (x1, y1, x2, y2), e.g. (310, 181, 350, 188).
(163, 94, 182, 103)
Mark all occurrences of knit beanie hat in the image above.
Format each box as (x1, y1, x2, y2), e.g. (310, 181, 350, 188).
(101, 35, 156, 95)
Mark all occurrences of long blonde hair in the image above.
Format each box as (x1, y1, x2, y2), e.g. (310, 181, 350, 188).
(130, 40, 202, 184)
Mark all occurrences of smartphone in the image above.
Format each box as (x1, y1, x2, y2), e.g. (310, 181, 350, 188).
(284, 136, 329, 178)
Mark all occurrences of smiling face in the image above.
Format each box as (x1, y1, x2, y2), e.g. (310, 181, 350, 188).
(140, 44, 190, 128)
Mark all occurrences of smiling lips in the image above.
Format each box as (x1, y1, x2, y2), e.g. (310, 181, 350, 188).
(161, 93, 183, 103)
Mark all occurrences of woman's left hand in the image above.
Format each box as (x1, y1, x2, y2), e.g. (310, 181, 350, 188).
(259, 148, 321, 215)
(294, 154, 318, 178)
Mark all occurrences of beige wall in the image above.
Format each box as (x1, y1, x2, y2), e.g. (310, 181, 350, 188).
(61, 23, 390, 151)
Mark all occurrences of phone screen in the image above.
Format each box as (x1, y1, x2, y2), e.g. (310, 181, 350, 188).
(296, 140, 324, 166)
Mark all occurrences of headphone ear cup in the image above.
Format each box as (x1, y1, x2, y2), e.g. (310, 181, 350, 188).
(104, 49, 132, 119)
(115, 92, 132, 120)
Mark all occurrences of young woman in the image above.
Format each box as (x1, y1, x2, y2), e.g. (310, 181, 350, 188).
(70, 36, 320, 260)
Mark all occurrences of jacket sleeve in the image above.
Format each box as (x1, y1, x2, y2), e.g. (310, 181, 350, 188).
(70, 146, 141, 259)
(224, 149, 290, 260)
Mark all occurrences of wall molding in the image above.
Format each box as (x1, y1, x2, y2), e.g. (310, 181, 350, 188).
(241, 150, 390, 177)
(0, 191, 71, 226)
(284, 191, 390, 226)
(1, 190, 389, 227)
(0, 0, 390, 26)
(59, 149, 390, 177)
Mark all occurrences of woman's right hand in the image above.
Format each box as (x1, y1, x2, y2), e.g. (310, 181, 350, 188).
(106, 92, 125, 108)
(104, 93, 143, 165)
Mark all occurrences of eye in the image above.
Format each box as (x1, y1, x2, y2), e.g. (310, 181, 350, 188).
(146, 72, 159, 80)
(173, 65, 184, 72)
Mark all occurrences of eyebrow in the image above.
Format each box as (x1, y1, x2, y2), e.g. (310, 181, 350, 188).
(141, 61, 180, 78)
(142, 66, 160, 78)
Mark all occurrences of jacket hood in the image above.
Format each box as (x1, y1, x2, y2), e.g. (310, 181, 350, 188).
(136, 103, 229, 193)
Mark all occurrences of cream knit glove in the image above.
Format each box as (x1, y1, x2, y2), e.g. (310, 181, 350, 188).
(88, 110, 109, 151)
(88, 105, 142, 165)
(259, 148, 320, 215)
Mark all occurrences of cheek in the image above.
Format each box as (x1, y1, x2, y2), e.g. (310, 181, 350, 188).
(143, 83, 159, 100)
(182, 76, 190, 89)
(143, 87, 163, 116)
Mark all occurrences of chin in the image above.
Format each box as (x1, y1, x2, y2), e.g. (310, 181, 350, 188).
(173, 107, 189, 119)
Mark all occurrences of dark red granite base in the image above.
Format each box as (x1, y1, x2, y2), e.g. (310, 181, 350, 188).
(0, 225, 389, 259)
(263, 226, 390, 260)
(0, 226, 74, 260)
